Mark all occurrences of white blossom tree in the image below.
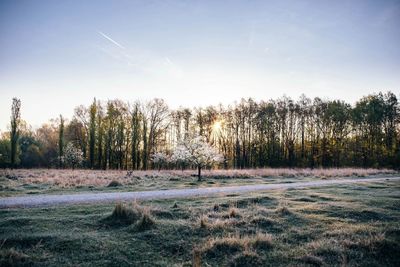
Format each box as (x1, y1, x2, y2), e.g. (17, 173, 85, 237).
(171, 136, 223, 181)
(63, 143, 83, 170)
(170, 144, 191, 171)
(151, 152, 168, 171)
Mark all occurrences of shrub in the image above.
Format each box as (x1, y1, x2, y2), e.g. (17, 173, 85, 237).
(107, 180, 122, 187)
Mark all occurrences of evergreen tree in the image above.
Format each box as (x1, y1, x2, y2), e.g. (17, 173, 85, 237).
(10, 98, 21, 168)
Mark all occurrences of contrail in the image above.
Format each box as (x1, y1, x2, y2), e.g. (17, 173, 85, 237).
(164, 57, 173, 65)
(97, 31, 125, 49)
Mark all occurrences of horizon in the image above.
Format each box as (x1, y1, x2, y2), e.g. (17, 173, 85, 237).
(1, 0, 400, 131)
(0, 91, 398, 133)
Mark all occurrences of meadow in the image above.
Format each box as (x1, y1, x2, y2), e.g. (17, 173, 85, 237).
(2, 0, 399, 265)
(0, 168, 397, 197)
(0, 178, 399, 266)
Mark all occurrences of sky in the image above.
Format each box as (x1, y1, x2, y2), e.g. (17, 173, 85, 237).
(0, 0, 399, 131)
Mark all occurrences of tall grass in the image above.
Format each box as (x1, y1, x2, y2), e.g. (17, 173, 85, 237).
(0, 168, 396, 188)
(107, 202, 155, 230)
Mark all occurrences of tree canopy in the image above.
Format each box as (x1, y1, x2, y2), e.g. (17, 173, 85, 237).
(1, 92, 399, 170)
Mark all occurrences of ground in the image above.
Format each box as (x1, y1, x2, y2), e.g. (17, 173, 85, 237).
(0, 168, 397, 197)
(0, 176, 399, 266)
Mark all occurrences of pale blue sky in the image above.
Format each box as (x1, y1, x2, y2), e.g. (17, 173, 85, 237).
(0, 0, 399, 131)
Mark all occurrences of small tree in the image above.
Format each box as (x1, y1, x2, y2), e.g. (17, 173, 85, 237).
(89, 98, 97, 169)
(172, 136, 223, 181)
(10, 98, 21, 168)
(63, 143, 83, 170)
(58, 115, 64, 168)
(151, 152, 168, 171)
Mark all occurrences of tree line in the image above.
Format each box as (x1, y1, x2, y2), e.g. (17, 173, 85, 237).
(0, 91, 399, 170)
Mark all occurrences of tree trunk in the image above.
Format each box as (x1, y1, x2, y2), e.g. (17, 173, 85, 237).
(197, 166, 202, 181)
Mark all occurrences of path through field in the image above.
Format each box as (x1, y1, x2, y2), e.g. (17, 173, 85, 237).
(1, 177, 399, 208)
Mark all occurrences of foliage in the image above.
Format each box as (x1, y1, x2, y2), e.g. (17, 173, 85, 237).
(1, 91, 399, 169)
(10, 98, 21, 167)
(0, 138, 11, 167)
(151, 152, 168, 170)
(171, 136, 223, 180)
(58, 115, 64, 168)
(62, 143, 83, 169)
(19, 135, 42, 168)
(88, 99, 97, 169)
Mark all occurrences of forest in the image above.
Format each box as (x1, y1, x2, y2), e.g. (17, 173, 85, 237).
(0, 91, 399, 170)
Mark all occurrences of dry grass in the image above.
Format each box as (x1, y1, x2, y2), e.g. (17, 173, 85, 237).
(107, 202, 155, 230)
(0, 167, 396, 189)
(136, 208, 155, 231)
(228, 207, 240, 218)
(299, 254, 325, 266)
(230, 250, 263, 266)
(193, 167, 396, 179)
(0, 248, 30, 266)
(276, 201, 292, 215)
(192, 248, 201, 267)
(201, 233, 273, 255)
(109, 202, 142, 224)
(201, 217, 238, 230)
(1, 180, 399, 266)
(199, 214, 209, 228)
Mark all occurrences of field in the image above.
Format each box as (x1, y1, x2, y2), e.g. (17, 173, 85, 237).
(0, 171, 399, 266)
(0, 168, 397, 197)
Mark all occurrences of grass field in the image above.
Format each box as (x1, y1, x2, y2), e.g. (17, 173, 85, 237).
(0, 168, 397, 197)
(1, 179, 399, 266)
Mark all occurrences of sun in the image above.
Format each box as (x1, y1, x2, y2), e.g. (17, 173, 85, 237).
(212, 120, 222, 133)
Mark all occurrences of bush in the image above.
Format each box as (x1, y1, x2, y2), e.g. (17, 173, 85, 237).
(107, 180, 122, 187)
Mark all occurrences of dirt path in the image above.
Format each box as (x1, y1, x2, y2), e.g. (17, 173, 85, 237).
(1, 177, 399, 208)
